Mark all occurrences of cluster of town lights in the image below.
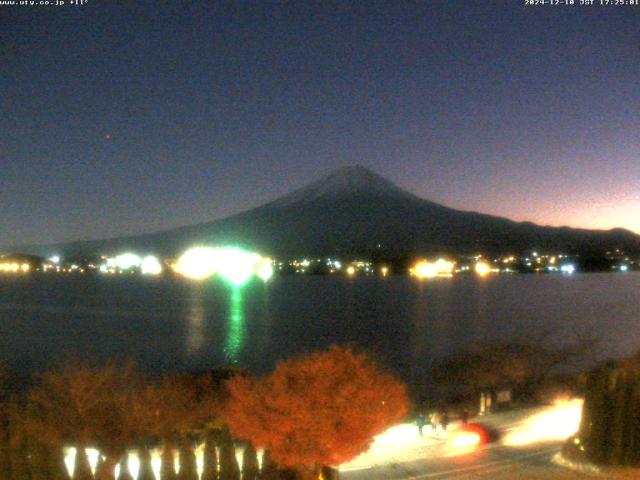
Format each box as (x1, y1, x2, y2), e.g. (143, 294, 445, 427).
(407, 257, 584, 279)
(93, 246, 274, 285)
(410, 259, 455, 278)
(3, 247, 629, 279)
(0, 261, 30, 273)
(409, 258, 499, 279)
(99, 253, 163, 276)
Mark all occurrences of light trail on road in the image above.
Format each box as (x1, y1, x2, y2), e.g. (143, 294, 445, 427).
(341, 401, 584, 480)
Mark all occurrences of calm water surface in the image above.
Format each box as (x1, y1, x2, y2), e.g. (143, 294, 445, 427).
(0, 273, 639, 392)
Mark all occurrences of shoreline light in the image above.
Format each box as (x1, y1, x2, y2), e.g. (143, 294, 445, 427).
(0, 262, 28, 273)
(218, 249, 261, 286)
(174, 246, 268, 285)
(115, 253, 142, 270)
(257, 258, 274, 282)
(475, 261, 492, 276)
(174, 247, 220, 280)
(411, 258, 454, 279)
(141, 255, 163, 275)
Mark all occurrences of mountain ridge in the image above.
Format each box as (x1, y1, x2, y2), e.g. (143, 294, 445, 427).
(10, 166, 640, 257)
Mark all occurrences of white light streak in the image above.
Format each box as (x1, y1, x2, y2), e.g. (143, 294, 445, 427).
(503, 398, 583, 446)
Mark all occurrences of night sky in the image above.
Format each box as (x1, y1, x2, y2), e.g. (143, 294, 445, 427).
(1, 1, 638, 248)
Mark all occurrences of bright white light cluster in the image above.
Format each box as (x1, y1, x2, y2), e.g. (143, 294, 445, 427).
(503, 398, 583, 446)
(141, 255, 163, 275)
(114, 253, 141, 270)
(174, 246, 273, 285)
(448, 431, 482, 449)
(101, 253, 163, 275)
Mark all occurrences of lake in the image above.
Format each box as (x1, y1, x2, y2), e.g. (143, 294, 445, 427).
(0, 273, 639, 394)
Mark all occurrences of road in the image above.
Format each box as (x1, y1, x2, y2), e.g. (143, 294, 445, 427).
(342, 442, 565, 479)
(340, 402, 590, 479)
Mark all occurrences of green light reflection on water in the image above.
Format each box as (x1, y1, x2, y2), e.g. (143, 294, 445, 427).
(225, 286, 245, 363)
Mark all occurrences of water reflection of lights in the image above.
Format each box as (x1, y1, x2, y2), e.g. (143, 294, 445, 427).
(186, 291, 206, 356)
(225, 287, 246, 363)
(503, 398, 583, 446)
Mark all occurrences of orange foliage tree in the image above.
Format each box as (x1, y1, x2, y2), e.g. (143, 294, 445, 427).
(220, 346, 408, 477)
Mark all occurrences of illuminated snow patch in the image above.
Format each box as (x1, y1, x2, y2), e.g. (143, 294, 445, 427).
(339, 423, 436, 472)
(372, 424, 424, 447)
(449, 431, 481, 449)
(503, 398, 583, 446)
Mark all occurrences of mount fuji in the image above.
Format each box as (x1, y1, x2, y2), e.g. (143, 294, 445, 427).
(17, 166, 640, 258)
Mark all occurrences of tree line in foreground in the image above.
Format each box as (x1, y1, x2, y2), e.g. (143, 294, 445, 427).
(0, 346, 409, 480)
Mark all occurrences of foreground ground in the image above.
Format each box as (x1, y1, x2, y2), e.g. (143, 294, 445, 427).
(338, 401, 638, 479)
